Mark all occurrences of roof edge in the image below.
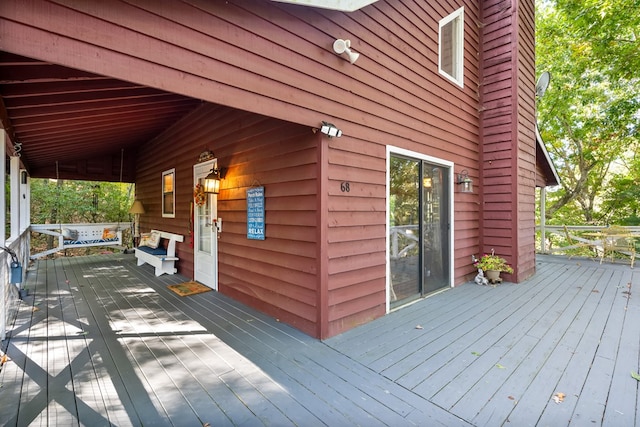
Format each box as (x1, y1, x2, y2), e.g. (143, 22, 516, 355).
(536, 123, 560, 187)
(270, 0, 378, 12)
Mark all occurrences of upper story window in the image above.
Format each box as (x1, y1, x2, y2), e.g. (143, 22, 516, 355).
(439, 7, 464, 88)
(162, 168, 175, 218)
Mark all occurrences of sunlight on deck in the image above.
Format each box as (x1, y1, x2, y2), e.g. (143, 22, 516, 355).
(0, 256, 283, 426)
(5, 253, 638, 425)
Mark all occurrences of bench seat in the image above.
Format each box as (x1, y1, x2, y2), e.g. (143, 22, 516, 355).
(134, 230, 184, 276)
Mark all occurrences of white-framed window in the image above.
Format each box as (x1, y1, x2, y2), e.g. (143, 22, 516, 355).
(162, 168, 175, 218)
(439, 7, 464, 88)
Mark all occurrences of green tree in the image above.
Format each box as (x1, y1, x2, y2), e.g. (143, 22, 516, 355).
(555, 0, 640, 81)
(31, 179, 133, 225)
(599, 155, 640, 224)
(536, 0, 640, 224)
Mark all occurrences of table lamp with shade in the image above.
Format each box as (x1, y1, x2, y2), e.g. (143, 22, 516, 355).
(129, 200, 145, 246)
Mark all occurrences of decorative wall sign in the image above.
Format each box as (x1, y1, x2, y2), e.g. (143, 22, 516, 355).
(247, 186, 265, 240)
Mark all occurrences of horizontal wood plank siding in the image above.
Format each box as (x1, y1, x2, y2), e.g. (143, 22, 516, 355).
(2, 0, 549, 337)
(1, 0, 477, 148)
(479, 0, 517, 280)
(516, 0, 537, 280)
(135, 103, 321, 336)
(479, 0, 536, 282)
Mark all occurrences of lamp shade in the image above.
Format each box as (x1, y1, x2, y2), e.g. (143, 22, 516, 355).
(129, 200, 145, 214)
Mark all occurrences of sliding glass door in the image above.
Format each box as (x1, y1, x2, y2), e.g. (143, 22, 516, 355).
(389, 154, 450, 309)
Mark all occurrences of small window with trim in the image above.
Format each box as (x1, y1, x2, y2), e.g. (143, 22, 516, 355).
(439, 7, 464, 88)
(162, 168, 175, 218)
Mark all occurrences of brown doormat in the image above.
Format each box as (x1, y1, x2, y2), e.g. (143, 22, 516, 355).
(167, 281, 212, 297)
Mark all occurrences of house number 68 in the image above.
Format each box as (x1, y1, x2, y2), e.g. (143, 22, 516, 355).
(340, 182, 350, 192)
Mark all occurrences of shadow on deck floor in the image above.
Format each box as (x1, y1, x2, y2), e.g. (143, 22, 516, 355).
(1, 253, 638, 426)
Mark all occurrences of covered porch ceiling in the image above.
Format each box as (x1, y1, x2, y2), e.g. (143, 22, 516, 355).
(0, 51, 203, 182)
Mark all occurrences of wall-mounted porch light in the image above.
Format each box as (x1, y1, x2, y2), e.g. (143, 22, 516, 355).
(320, 121, 342, 138)
(457, 170, 473, 193)
(203, 167, 225, 194)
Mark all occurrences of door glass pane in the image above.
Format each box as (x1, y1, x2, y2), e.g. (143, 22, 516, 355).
(389, 155, 451, 310)
(422, 163, 449, 293)
(390, 156, 420, 308)
(197, 178, 211, 255)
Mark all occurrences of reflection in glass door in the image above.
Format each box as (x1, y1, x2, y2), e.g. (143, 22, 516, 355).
(389, 154, 450, 309)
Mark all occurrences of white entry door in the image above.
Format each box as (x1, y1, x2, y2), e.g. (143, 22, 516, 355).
(193, 160, 218, 289)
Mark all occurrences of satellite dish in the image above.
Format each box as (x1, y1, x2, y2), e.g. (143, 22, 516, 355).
(536, 71, 551, 98)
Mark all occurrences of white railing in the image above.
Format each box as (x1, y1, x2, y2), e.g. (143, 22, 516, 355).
(1, 229, 30, 341)
(389, 225, 419, 259)
(538, 225, 640, 254)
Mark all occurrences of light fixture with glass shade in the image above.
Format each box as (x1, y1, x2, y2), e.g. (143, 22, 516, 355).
(456, 170, 473, 193)
(203, 167, 223, 194)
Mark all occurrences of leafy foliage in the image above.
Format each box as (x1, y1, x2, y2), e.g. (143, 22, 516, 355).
(536, 0, 640, 225)
(31, 179, 134, 225)
(30, 179, 135, 256)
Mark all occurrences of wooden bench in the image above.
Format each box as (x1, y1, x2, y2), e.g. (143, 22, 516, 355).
(134, 230, 184, 276)
(31, 222, 126, 259)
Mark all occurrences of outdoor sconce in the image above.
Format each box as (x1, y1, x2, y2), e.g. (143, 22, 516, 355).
(457, 170, 473, 193)
(203, 167, 225, 194)
(333, 39, 359, 64)
(320, 121, 342, 138)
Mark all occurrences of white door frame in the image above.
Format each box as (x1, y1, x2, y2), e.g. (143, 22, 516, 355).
(193, 160, 218, 289)
(386, 146, 455, 313)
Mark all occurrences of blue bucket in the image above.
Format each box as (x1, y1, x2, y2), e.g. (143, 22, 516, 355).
(10, 262, 22, 284)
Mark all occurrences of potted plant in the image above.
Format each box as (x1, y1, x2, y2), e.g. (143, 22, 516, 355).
(474, 251, 513, 283)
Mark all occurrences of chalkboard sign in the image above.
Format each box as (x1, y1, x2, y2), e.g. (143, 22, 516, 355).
(247, 186, 265, 240)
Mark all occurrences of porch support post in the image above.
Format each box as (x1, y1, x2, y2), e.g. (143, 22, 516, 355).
(10, 156, 20, 239)
(0, 132, 5, 248)
(20, 169, 30, 233)
(1, 131, 6, 341)
(540, 187, 546, 252)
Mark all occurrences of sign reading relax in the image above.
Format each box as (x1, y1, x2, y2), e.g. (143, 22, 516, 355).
(247, 186, 265, 240)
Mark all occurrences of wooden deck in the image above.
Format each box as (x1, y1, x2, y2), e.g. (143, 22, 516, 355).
(0, 253, 638, 426)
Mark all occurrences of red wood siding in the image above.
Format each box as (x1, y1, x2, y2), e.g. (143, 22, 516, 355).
(479, 0, 516, 279)
(2, 0, 540, 337)
(135, 103, 321, 336)
(516, 0, 537, 280)
(325, 138, 387, 337)
(479, 0, 536, 282)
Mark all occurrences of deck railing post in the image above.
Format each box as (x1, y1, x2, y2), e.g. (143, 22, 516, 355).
(540, 187, 547, 252)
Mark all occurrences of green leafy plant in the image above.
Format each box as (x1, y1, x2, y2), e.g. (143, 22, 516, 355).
(474, 252, 514, 274)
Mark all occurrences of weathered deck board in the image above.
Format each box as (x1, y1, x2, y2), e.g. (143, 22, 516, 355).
(1, 253, 638, 426)
(326, 255, 640, 426)
(439, 265, 608, 421)
(601, 271, 639, 427)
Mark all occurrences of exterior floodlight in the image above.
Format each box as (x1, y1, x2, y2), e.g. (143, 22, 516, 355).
(320, 122, 342, 138)
(333, 39, 359, 64)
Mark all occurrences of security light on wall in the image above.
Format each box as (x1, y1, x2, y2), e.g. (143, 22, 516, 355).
(320, 122, 342, 138)
(333, 39, 359, 64)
